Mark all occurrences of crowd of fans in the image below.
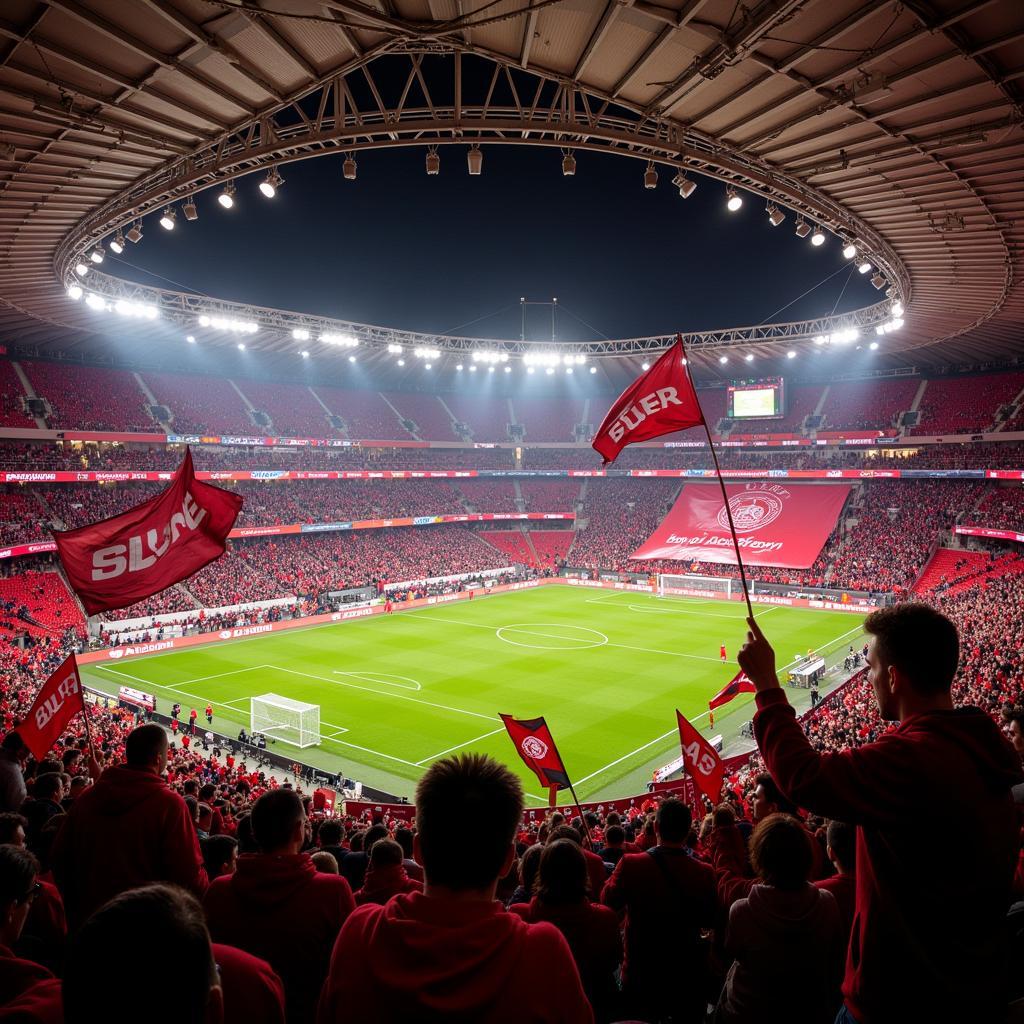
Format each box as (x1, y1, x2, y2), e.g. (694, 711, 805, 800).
(965, 486, 1024, 531)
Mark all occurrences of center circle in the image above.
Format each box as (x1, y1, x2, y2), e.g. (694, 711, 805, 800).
(495, 623, 609, 651)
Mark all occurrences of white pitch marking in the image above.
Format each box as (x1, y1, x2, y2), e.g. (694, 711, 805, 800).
(414, 726, 507, 766)
(334, 670, 422, 691)
(495, 623, 609, 651)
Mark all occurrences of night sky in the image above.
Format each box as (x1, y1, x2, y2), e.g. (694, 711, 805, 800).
(110, 144, 879, 345)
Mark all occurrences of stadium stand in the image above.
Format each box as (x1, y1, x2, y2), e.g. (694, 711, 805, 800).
(311, 386, 413, 440)
(0, 570, 84, 641)
(23, 362, 152, 432)
(479, 530, 534, 565)
(0, 489, 51, 546)
(909, 372, 1024, 436)
(511, 397, 586, 442)
(821, 378, 919, 431)
(964, 485, 1024, 531)
(142, 371, 255, 434)
(382, 391, 458, 441)
(456, 479, 519, 512)
(231, 379, 337, 437)
(0, 360, 33, 427)
(518, 479, 582, 510)
(530, 530, 575, 568)
(442, 393, 512, 441)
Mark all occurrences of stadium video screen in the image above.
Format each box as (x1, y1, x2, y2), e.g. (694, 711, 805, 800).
(727, 377, 785, 419)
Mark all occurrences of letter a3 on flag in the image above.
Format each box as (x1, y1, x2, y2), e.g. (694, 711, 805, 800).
(15, 653, 86, 762)
(53, 447, 243, 615)
(591, 336, 703, 464)
(500, 714, 571, 805)
(676, 710, 725, 808)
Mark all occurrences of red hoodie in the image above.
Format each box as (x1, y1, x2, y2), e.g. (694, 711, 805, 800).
(50, 765, 208, 931)
(213, 942, 286, 1024)
(317, 891, 593, 1023)
(204, 853, 354, 1024)
(754, 690, 1023, 1023)
(354, 863, 422, 905)
(0, 946, 61, 1024)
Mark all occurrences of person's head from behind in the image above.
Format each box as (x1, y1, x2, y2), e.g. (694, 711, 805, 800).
(546, 824, 581, 847)
(368, 838, 404, 870)
(0, 845, 39, 948)
(318, 820, 343, 848)
(654, 798, 692, 845)
(826, 820, 856, 875)
(1006, 708, 1024, 759)
(311, 851, 339, 874)
(250, 790, 306, 855)
(751, 773, 797, 822)
(534, 839, 588, 906)
(394, 826, 414, 859)
(201, 834, 238, 880)
(0, 732, 29, 767)
(864, 604, 959, 721)
(518, 843, 542, 892)
(32, 772, 64, 803)
(63, 885, 222, 1024)
(0, 813, 27, 847)
(750, 813, 812, 890)
(604, 824, 624, 848)
(125, 724, 169, 775)
(363, 823, 389, 851)
(414, 753, 523, 894)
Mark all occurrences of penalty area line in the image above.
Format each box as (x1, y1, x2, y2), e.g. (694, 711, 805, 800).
(414, 726, 507, 766)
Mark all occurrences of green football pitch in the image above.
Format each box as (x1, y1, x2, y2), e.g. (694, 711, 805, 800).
(80, 586, 866, 803)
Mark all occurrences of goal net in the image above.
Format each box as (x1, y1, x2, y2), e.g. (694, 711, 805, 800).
(657, 573, 734, 600)
(250, 693, 321, 749)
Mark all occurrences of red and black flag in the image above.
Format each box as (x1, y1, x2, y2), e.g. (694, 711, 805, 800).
(500, 714, 571, 807)
(709, 670, 757, 712)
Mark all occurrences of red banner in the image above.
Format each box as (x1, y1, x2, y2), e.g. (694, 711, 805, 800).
(53, 448, 243, 614)
(709, 670, 757, 711)
(676, 710, 725, 807)
(499, 714, 571, 803)
(955, 525, 1024, 544)
(14, 654, 85, 761)
(592, 338, 703, 464)
(630, 482, 851, 568)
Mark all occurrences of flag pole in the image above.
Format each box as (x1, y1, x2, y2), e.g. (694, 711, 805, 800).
(71, 654, 99, 766)
(542, 732, 594, 850)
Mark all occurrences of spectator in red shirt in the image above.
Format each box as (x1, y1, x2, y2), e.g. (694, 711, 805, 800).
(354, 838, 422, 905)
(202, 834, 239, 880)
(51, 724, 208, 931)
(318, 752, 592, 1023)
(740, 604, 1023, 1024)
(814, 820, 856, 945)
(509, 839, 622, 1022)
(546, 823, 607, 899)
(601, 798, 717, 1023)
(205, 789, 354, 1024)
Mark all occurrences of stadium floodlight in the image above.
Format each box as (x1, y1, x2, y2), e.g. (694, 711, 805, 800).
(719, 355, 728, 364)
(114, 300, 158, 319)
(726, 187, 742, 212)
(527, 366, 536, 375)
(67, 284, 83, 300)
(641, 362, 650, 371)
(787, 350, 797, 359)
(397, 358, 405, 366)
(159, 208, 176, 230)
(674, 173, 697, 198)
(745, 353, 754, 362)
(186, 335, 196, 343)
(470, 365, 477, 372)
(85, 293, 106, 310)
(292, 328, 310, 341)
(426, 363, 433, 370)
(842, 241, 858, 259)
(561, 150, 576, 176)
(643, 162, 658, 189)
(503, 365, 511, 373)
(814, 335, 826, 345)
(89, 246, 104, 263)
(218, 181, 236, 208)
(767, 204, 786, 226)
(183, 198, 198, 221)
(320, 333, 358, 347)
(566, 367, 573, 375)
(237, 343, 245, 351)
(109, 234, 125, 254)
(251, 694, 320, 748)
(456, 364, 463, 371)
(870, 341, 879, 350)
(199, 314, 258, 333)
(810, 227, 826, 246)
(388, 343, 403, 354)
(794, 217, 811, 238)
(426, 148, 440, 175)
(545, 367, 554, 375)
(871, 272, 886, 289)
(75, 262, 89, 276)
(348, 355, 356, 363)
(413, 347, 441, 359)
(259, 168, 283, 198)
(467, 145, 483, 175)
(590, 366, 597, 374)
(301, 350, 309, 358)
(343, 154, 357, 180)
(126, 222, 142, 243)
(892, 300, 904, 317)
(857, 260, 872, 274)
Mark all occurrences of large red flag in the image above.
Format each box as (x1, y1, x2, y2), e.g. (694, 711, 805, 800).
(676, 710, 725, 808)
(500, 714, 571, 806)
(591, 337, 703, 464)
(709, 670, 757, 712)
(53, 447, 243, 615)
(15, 653, 85, 761)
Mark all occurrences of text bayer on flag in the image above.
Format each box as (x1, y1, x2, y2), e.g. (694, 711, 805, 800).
(53, 447, 243, 615)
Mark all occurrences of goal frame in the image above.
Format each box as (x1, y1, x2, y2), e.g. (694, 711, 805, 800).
(250, 693, 321, 749)
(656, 573, 734, 600)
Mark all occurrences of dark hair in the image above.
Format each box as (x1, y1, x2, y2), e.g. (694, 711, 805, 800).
(826, 820, 856, 872)
(124, 725, 167, 768)
(415, 753, 523, 890)
(518, 843, 543, 892)
(535, 839, 588, 906)
(864, 603, 960, 694)
(713, 803, 737, 828)
(364, 824, 389, 853)
(368, 838, 404, 868)
(234, 812, 257, 854)
(655, 798, 692, 843)
(394, 826, 414, 858)
(750, 814, 812, 890)
(0, 732, 27, 754)
(200, 834, 238, 879)
(318, 820, 343, 846)
(0, 813, 27, 845)
(348, 830, 365, 853)
(604, 825, 624, 846)
(547, 824, 582, 846)
(31, 772, 62, 801)
(63, 885, 216, 1024)
(198, 784, 216, 801)
(0, 845, 38, 906)
(250, 790, 305, 853)
(754, 773, 798, 816)
(182, 780, 199, 796)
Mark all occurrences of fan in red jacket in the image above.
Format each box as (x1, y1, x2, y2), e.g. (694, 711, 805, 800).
(50, 724, 208, 931)
(813, 819, 857, 944)
(354, 838, 422, 905)
(546, 824, 607, 899)
(205, 789, 355, 1024)
(601, 798, 718, 1024)
(740, 605, 1024, 1024)
(318, 753, 592, 1024)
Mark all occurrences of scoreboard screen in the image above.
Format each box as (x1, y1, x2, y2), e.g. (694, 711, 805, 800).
(727, 377, 785, 419)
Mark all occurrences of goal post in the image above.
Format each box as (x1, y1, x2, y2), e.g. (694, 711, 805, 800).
(250, 693, 321, 749)
(657, 573, 734, 600)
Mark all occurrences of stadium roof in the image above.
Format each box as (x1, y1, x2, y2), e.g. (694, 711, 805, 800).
(0, 0, 1021, 372)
